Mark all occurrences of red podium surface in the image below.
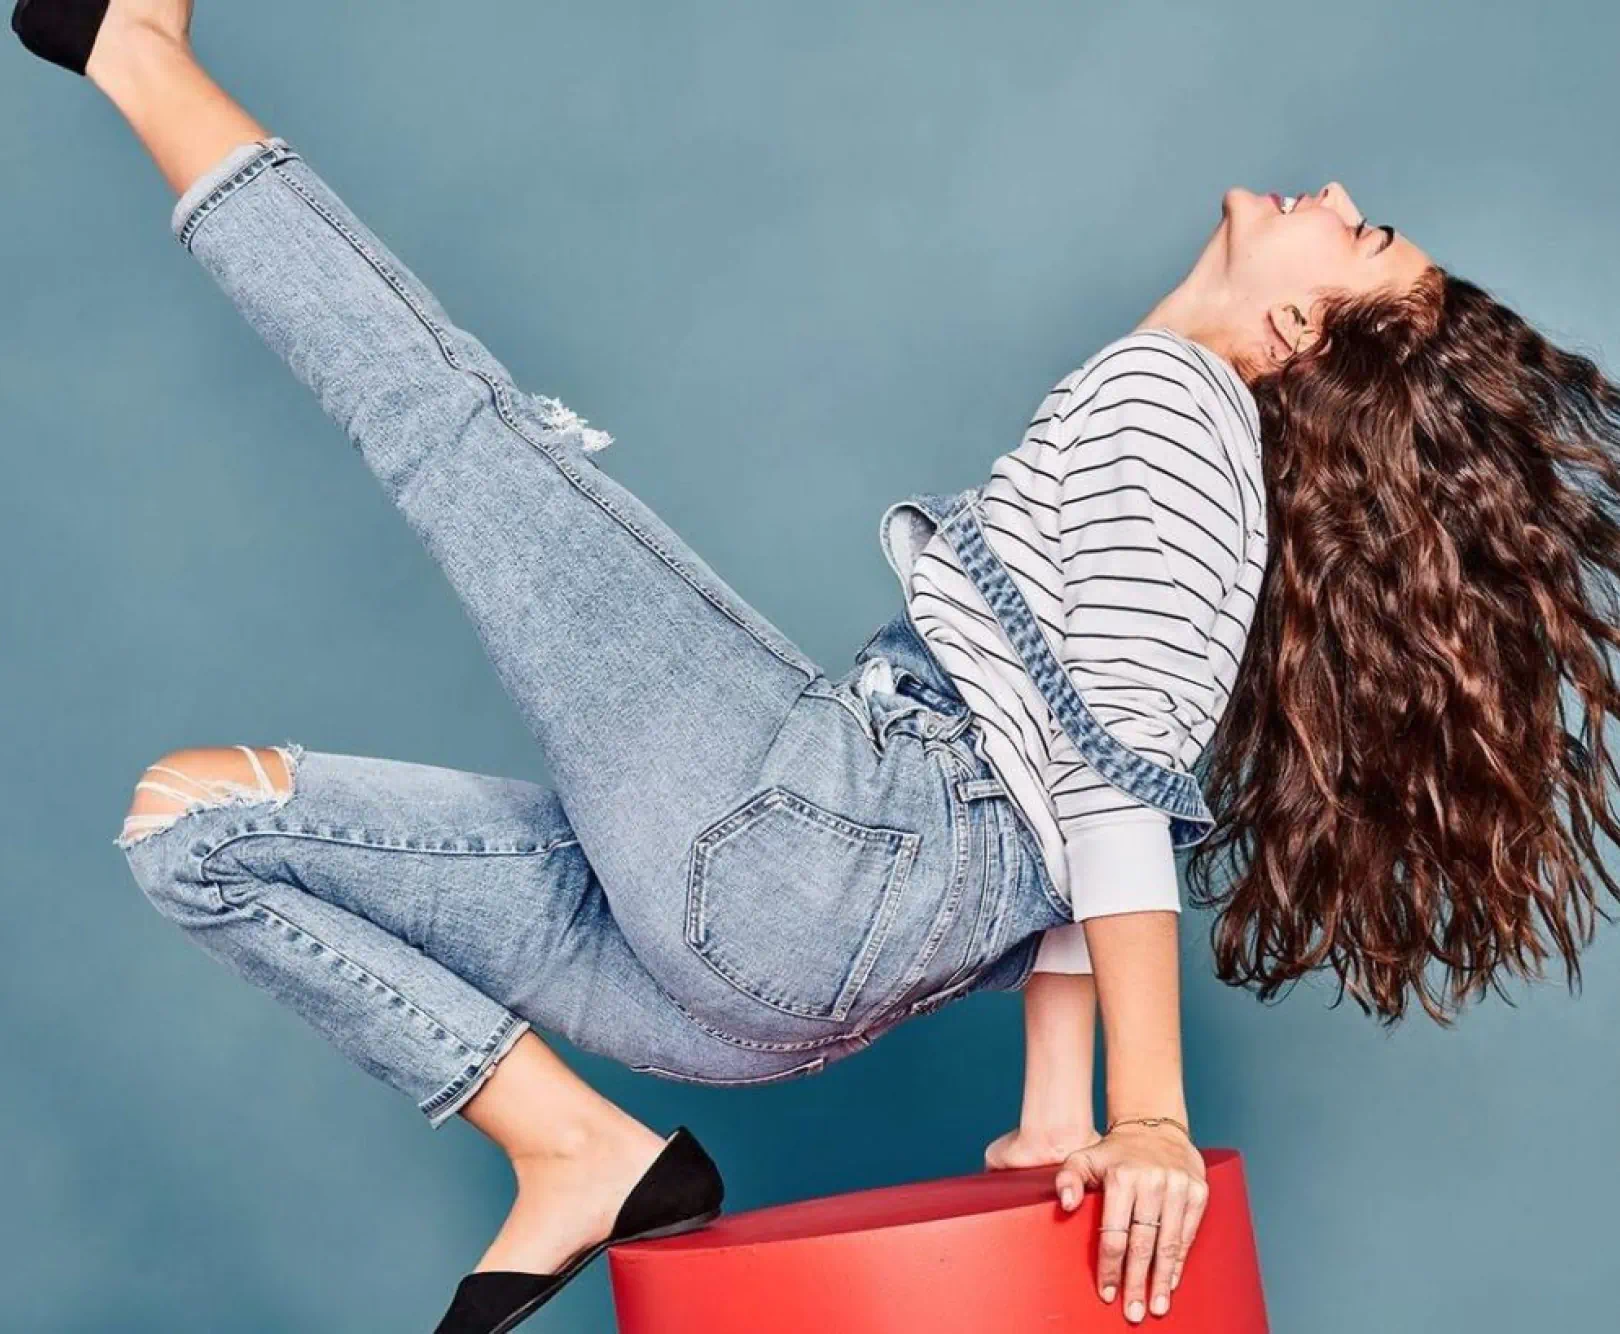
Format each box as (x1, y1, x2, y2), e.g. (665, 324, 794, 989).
(609, 1148, 1266, 1333)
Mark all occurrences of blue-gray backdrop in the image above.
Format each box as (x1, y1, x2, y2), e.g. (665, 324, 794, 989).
(2, 1, 1615, 1330)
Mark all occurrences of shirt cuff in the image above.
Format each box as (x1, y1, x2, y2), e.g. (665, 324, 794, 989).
(1065, 807, 1181, 919)
(1027, 810, 1182, 977)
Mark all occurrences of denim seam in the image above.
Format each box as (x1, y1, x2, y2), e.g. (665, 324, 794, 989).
(857, 741, 974, 1024)
(834, 831, 919, 1020)
(924, 745, 991, 996)
(1010, 932, 1043, 990)
(198, 828, 581, 861)
(628, 1051, 828, 1086)
(421, 1011, 531, 1126)
(190, 831, 563, 1055)
(645, 969, 851, 1054)
(808, 676, 886, 760)
(909, 975, 979, 1017)
(175, 140, 292, 251)
(957, 786, 999, 977)
(233, 894, 483, 1055)
(262, 160, 818, 685)
(981, 799, 1017, 960)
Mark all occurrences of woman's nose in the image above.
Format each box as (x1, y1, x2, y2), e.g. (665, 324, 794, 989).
(1318, 181, 1362, 225)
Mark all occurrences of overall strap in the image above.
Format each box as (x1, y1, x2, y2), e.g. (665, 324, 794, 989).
(876, 487, 982, 589)
(934, 500, 1216, 849)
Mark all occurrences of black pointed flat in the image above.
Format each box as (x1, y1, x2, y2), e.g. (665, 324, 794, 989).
(432, 1125, 724, 1334)
(11, 0, 110, 75)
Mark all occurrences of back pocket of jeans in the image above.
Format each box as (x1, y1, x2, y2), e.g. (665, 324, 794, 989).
(685, 785, 921, 1024)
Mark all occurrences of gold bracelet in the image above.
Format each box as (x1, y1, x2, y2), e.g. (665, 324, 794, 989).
(1106, 1115, 1191, 1140)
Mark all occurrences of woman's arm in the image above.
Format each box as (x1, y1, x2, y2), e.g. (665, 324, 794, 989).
(984, 970, 1102, 1170)
(1019, 970, 1098, 1129)
(1085, 910, 1187, 1127)
(1054, 909, 1208, 1325)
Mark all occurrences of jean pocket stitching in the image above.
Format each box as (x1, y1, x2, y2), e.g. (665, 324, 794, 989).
(685, 785, 921, 1023)
(933, 780, 1004, 998)
(858, 745, 977, 1023)
(629, 1053, 829, 1086)
(907, 971, 982, 1017)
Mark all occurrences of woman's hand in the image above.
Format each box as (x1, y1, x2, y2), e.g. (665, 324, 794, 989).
(1057, 1122, 1209, 1324)
(983, 1122, 1102, 1171)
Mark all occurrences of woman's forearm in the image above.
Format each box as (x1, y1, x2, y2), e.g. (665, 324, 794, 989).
(1084, 910, 1189, 1127)
(1019, 971, 1099, 1129)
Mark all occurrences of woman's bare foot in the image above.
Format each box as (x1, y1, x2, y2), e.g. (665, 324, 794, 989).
(81, 0, 192, 82)
(474, 1115, 671, 1275)
(88, 0, 192, 60)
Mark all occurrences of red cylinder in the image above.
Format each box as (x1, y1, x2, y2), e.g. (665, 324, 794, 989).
(609, 1148, 1268, 1333)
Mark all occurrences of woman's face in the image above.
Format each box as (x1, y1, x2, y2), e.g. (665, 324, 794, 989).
(1217, 182, 1434, 362)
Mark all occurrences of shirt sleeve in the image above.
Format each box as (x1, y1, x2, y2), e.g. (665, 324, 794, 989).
(1026, 333, 1245, 973)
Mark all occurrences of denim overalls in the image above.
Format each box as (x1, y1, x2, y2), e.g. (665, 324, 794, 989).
(121, 137, 1220, 1123)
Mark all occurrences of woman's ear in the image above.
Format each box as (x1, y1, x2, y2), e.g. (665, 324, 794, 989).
(1265, 302, 1320, 360)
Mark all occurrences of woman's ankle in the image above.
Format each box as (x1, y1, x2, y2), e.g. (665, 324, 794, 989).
(83, 22, 271, 199)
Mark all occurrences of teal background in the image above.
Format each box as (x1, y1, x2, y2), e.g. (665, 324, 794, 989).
(2, 1, 1616, 1329)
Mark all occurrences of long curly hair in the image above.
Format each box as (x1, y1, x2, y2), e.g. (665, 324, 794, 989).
(1188, 265, 1620, 1025)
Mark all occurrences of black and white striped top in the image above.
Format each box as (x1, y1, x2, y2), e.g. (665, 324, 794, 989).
(904, 328, 1266, 974)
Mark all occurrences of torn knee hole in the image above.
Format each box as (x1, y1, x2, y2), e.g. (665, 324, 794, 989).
(117, 743, 303, 850)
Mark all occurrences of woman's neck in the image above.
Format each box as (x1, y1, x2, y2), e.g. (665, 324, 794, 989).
(1135, 281, 1259, 385)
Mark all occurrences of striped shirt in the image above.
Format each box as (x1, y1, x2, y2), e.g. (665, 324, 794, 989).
(901, 328, 1266, 974)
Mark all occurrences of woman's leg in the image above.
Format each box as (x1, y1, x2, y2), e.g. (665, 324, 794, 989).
(117, 742, 819, 1272)
(86, 13, 825, 988)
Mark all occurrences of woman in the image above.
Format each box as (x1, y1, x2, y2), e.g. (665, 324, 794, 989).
(19, 1, 1620, 1330)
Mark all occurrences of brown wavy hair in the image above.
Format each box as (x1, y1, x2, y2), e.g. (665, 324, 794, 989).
(1188, 265, 1620, 1024)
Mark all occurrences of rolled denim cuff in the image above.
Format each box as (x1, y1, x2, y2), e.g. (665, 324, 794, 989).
(171, 136, 298, 250)
(420, 1012, 533, 1129)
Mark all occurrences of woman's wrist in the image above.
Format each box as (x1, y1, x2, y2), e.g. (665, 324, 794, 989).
(1105, 1113, 1192, 1140)
(1106, 1095, 1190, 1130)
(1103, 1061, 1189, 1130)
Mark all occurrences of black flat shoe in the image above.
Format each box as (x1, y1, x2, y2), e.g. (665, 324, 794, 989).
(11, 0, 111, 75)
(431, 1125, 724, 1334)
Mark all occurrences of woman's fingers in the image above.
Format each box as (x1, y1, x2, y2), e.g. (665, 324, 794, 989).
(1094, 1160, 1135, 1304)
(1071, 1143, 1204, 1321)
(1120, 1169, 1168, 1322)
(1148, 1174, 1190, 1316)
(1054, 1160, 1081, 1210)
(1054, 1142, 1103, 1211)
(1170, 1176, 1210, 1290)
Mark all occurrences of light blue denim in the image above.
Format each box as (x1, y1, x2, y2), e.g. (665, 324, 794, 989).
(116, 138, 1081, 1129)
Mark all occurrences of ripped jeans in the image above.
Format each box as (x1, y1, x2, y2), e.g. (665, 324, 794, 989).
(116, 139, 1064, 1129)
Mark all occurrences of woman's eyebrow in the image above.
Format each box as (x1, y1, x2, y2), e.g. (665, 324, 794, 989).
(1377, 224, 1396, 254)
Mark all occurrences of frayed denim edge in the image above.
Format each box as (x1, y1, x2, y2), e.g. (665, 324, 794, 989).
(112, 741, 305, 853)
